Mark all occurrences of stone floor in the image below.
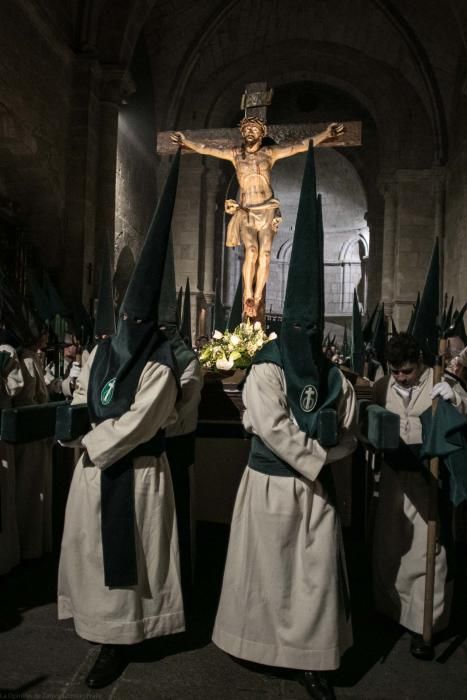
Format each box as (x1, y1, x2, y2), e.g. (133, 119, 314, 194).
(1, 523, 467, 700)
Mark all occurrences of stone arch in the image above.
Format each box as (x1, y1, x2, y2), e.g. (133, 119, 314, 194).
(96, 0, 156, 64)
(161, 0, 448, 162)
(339, 234, 369, 262)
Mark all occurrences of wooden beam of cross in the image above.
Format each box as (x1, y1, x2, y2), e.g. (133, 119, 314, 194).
(157, 81, 361, 155)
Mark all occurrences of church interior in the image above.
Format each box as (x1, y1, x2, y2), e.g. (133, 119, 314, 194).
(1, 2, 467, 699)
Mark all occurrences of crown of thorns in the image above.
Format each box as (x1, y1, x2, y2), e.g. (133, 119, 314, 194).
(239, 117, 267, 136)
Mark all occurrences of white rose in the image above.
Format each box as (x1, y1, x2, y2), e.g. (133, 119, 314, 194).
(254, 321, 262, 331)
(268, 332, 277, 340)
(213, 330, 223, 340)
(216, 357, 234, 371)
(230, 334, 240, 346)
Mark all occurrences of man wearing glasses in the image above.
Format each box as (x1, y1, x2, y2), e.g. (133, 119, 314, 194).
(371, 333, 467, 661)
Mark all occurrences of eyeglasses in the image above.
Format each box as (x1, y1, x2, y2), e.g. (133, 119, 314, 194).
(389, 366, 417, 376)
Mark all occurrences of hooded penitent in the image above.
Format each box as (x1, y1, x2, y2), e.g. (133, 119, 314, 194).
(158, 232, 196, 374)
(177, 285, 183, 327)
(252, 143, 341, 438)
(351, 289, 364, 376)
(412, 238, 439, 364)
(87, 148, 181, 588)
(226, 274, 243, 332)
(406, 292, 420, 335)
(213, 278, 225, 333)
(362, 302, 379, 344)
(341, 323, 351, 360)
(93, 231, 116, 340)
(370, 303, 386, 363)
(180, 277, 192, 345)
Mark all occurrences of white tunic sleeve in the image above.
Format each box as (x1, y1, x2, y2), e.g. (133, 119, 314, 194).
(166, 358, 203, 437)
(324, 377, 358, 463)
(451, 384, 467, 414)
(82, 362, 178, 470)
(0, 344, 24, 405)
(242, 363, 328, 481)
(71, 345, 97, 406)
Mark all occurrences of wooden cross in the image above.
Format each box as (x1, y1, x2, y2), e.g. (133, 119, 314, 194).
(157, 81, 361, 155)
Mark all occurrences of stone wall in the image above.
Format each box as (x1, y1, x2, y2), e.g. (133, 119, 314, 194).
(0, 1, 73, 269)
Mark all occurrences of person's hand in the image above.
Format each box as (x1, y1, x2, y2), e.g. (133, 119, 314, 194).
(0, 350, 11, 374)
(170, 131, 185, 146)
(431, 381, 455, 402)
(224, 199, 239, 215)
(69, 362, 81, 380)
(325, 122, 344, 141)
(44, 361, 55, 381)
(448, 356, 464, 378)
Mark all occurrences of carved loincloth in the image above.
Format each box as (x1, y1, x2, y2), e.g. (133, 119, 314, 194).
(225, 197, 282, 247)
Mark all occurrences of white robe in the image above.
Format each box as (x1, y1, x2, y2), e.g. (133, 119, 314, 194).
(58, 347, 185, 644)
(372, 368, 467, 634)
(166, 358, 203, 584)
(0, 344, 24, 575)
(166, 358, 203, 439)
(14, 349, 53, 559)
(213, 363, 357, 670)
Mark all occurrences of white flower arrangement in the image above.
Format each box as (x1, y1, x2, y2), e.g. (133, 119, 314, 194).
(199, 321, 277, 371)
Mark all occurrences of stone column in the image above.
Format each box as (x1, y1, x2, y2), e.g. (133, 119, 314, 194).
(62, 59, 134, 311)
(379, 180, 398, 318)
(89, 67, 135, 309)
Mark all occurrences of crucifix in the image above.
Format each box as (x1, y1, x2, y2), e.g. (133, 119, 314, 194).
(158, 82, 361, 324)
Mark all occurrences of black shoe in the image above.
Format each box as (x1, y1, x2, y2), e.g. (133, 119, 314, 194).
(85, 644, 127, 689)
(410, 633, 434, 661)
(302, 671, 336, 700)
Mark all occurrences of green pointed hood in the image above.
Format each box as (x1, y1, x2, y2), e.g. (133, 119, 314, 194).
(342, 323, 351, 359)
(27, 269, 53, 322)
(94, 232, 116, 338)
(43, 271, 68, 318)
(371, 302, 386, 364)
(406, 292, 420, 335)
(177, 286, 183, 328)
(180, 277, 192, 344)
(121, 149, 181, 321)
(351, 290, 364, 375)
(412, 238, 439, 363)
(227, 274, 243, 332)
(158, 232, 178, 327)
(282, 146, 323, 333)
(452, 306, 467, 344)
(158, 233, 196, 372)
(362, 302, 379, 344)
(273, 143, 341, 437)
(213, 278, 225, 333)
(88, 149, 182, 421)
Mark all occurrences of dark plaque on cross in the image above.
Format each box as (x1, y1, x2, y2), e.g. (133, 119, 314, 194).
(163, 83, 362, 324)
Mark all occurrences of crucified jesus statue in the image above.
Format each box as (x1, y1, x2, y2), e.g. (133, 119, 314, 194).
(171, 118, 344, 320)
